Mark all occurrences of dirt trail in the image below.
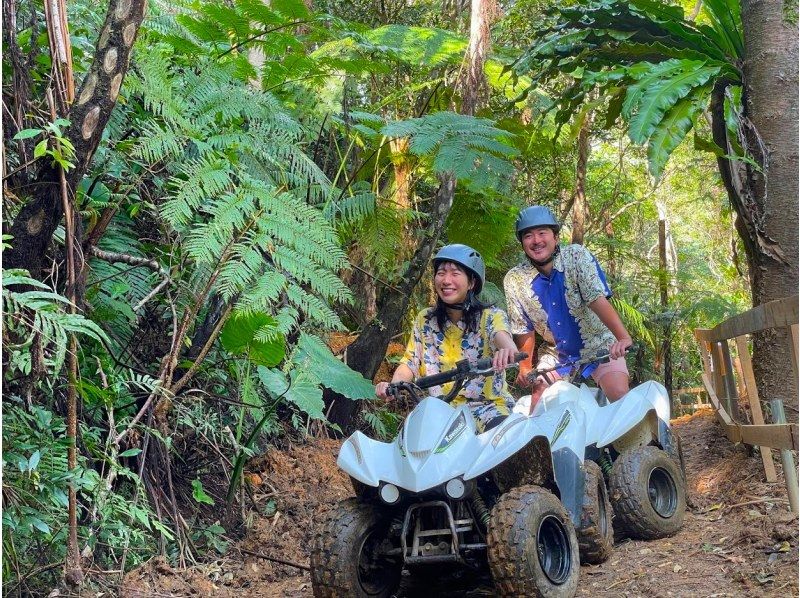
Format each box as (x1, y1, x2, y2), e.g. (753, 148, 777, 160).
(121, 408, 798, 597)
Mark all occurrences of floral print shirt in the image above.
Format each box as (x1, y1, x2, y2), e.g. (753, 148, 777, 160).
(503, 244, 616, 372)
(400, 306, 514, 413)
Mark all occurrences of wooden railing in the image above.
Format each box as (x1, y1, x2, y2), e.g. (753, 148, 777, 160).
(694, 295, 799, 513)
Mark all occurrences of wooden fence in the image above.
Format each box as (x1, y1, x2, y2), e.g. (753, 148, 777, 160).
(694, 295, 799, 513)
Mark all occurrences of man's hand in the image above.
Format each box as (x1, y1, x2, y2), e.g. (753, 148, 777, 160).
(516, 363, 533, 387)
(609, 337, 633, 359)
(375, 382, 392, 400)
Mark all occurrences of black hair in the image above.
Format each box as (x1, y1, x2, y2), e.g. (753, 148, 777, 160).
(428, 262, 493, 334)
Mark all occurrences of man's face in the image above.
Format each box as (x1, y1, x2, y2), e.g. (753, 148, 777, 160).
(521, 226, 558, 263)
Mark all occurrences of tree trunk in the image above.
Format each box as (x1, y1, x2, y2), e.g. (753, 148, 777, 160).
(570, 114, 591, 245)
(740, 0, 799, 415)
(5, 0, 147, 280)
(658, 218, 672, 408)
(459, 0, 495, 115)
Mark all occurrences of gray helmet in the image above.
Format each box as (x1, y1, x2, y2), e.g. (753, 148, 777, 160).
(515, 205, 561, 240)
(432, 244, 485, 294)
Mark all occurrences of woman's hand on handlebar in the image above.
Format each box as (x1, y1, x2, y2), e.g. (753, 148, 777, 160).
(375, 382, 392, 400)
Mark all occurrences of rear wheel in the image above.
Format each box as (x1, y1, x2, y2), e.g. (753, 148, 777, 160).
(576, 461, 613, 564)
(487, 485, 580, 597)
(609, 446, 686, 540)
(310, 497, 401, 598)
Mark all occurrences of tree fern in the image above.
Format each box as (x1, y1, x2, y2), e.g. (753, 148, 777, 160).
(382, 112, 518, 194)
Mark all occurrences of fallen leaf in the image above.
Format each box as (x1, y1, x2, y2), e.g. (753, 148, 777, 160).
(639, 548, 652, 555)
(673, 564, 682, 573)
(778, 541, 791, 552)
(706, 503, 724, 512)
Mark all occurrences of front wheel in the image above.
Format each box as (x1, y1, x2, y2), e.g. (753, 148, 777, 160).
(487, 485, 580, 598)
(310, 498, 401, 598)
(609, 446, 686, 540)
(576, 460, 613, 564)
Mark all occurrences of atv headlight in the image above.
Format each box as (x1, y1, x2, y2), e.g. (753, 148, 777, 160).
(445, 477, 466, 500)
(379, 483, 400, 504)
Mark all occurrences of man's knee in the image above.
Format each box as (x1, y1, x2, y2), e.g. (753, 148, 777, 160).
(599, 372, 629, 401)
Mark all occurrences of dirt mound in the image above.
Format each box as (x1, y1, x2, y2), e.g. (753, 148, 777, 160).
(122, 408, 798, 597)
(121, 438, 351, 597)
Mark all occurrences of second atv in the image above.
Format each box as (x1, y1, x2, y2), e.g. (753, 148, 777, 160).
(515, 348, 687, 543)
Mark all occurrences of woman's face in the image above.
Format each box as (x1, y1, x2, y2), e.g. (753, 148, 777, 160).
(434, 261, 474, 305)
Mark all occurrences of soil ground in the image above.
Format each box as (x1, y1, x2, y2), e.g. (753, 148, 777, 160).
(121, 408, 798, 597)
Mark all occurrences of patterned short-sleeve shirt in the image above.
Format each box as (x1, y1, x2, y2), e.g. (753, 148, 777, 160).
(400, 306, 514, 412)
(503, 244, 616, 373)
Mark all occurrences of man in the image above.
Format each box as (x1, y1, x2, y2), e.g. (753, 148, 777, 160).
(503, 205, 633, 406)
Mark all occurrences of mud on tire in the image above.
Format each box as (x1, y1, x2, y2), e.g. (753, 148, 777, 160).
(576, 460, 613, 564)
(310, 497, 401, 598)
(609, 445, 686, 540)
(487, 485, 580, 597)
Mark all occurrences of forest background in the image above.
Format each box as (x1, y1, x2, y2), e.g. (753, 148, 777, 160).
(2, 0, 797, 593)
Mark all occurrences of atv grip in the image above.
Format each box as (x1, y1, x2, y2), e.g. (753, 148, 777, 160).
(514, 352, 529, 362)
(414, 369, 458, 389)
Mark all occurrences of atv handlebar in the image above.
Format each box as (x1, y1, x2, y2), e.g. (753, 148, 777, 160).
(527, 344, 639, 384)
(387, 352, 528, 402)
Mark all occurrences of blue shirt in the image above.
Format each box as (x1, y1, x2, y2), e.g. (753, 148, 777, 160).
(503, 244, 617, 376)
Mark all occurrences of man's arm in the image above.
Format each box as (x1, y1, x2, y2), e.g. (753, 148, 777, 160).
(588, 296, 632, 358)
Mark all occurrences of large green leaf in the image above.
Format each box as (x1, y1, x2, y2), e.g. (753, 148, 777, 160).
(257, 367, 325, 419)
(627, 62, 719, 144)
(220, 311, 286, 367)
(701, 0, 744, 58)
(292, 333, 375, 400)
(646, 89, 708, 179)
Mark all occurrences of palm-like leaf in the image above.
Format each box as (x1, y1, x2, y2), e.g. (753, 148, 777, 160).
(513, 0, 743, 178)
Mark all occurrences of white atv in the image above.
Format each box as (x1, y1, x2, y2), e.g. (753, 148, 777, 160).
(311, 353, 593, 598)
(516, 348, 687, 544)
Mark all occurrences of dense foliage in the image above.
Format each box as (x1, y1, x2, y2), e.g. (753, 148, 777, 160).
(2, 0, 754, 592)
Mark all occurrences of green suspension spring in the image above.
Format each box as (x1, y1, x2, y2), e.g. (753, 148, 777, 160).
(598, 451, 613, 476)
(470, 493, 491, 528)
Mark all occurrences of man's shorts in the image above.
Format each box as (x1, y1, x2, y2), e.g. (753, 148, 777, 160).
(591, 356, 629, 383)
(535, 355, 629, 385)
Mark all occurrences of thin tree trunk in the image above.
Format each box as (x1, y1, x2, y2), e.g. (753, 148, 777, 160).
(658, 218, 672, 408)
(571, 113, 591, 245)
(604, 220, 617, 281)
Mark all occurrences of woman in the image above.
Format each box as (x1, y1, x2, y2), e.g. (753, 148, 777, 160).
(375, 244, 518, 431)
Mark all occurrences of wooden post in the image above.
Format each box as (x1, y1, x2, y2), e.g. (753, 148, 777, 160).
(790, 323, 799, 381)
(713, 341, 739, 420)
(735, 335, 777, 482)
(770, 399, 799, 514)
